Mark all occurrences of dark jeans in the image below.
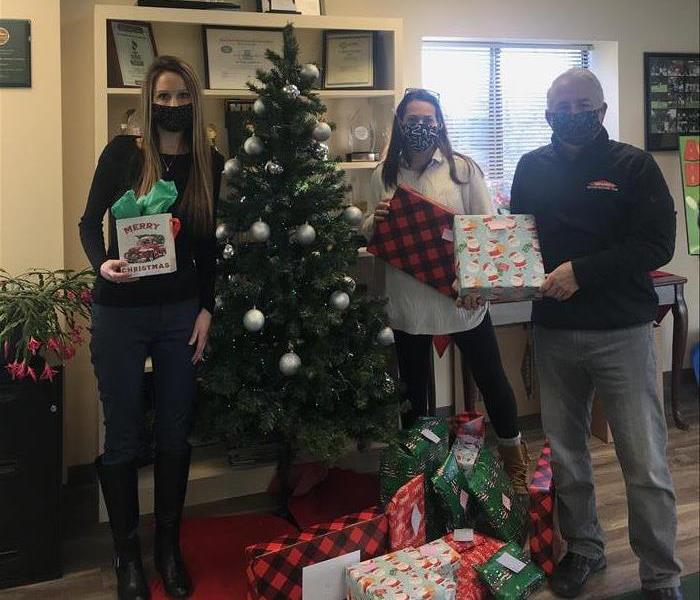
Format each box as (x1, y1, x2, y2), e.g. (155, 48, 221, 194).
(394, 311, 519, 439)
(90, 299, 199, 466)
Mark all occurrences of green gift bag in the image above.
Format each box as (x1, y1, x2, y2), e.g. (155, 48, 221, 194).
(432, 449, 469, 531)
(475, 541, 545, 599)
(465, 447, 528, 545)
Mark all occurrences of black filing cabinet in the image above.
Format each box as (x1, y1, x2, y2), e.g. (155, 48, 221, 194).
(0, 368, 62, 589)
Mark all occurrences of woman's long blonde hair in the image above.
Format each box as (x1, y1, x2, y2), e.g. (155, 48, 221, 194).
(138, 55, 212, 235)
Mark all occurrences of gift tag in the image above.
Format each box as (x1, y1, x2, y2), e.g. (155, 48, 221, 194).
(302, 550, 361, 600)
(496, 552, 527, 573)
(453, 528, 474, 543)
(459, 490, 468, 510)
(441, 227, 454, 242)
(411, 503, 422, 537)
(502, 493, 511, 511)
(421, 429, 441, 444)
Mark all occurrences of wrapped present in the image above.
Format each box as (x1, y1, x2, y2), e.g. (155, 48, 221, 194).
(432, 450, 470, 530)
(465, 447, 528, 545)
(452, 411, 485, 446)
(245, 507, 387, 600)
(367, 185, 458, 297)
(346, 548, 458, 600)
(444, 531, 505, 600)
(474, 541, 545, 599)
(387, 475, 426, 551)
(414, 538, 461, 580)
(380, 417, 449, 541)
(454, 214, 545, 301)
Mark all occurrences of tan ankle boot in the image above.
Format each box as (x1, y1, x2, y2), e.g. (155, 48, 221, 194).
(498, 441, 530, 495)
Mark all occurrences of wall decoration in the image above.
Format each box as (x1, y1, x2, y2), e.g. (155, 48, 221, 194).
(644, 52, 700, 151)
(107, 20, 157, 88)
(0, 19, 31, 88)
(679, 135, 700, 255)
(323, 30, 375, 89)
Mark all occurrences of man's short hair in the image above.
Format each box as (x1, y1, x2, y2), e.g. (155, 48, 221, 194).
(547, 68, 605, 109)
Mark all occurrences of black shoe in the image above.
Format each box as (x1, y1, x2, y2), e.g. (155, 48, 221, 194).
(95, 456, 151, 600)
(550, 552, 607, 598)
(643, 588, 683, 600)
(154, 449, 193, 599)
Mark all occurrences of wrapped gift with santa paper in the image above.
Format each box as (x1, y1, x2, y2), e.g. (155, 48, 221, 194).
(454, 214, 545, 301)
(474, 541, 545, 599)
(386, 474, 426, 551)
(444, 531, 505, 600)
(245, 507, 387, 600)
(366, 184, 458, 297)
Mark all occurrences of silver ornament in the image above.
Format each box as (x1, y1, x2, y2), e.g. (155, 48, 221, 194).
(295, 223, 316, 246)
(282, 83, 300, 99)
(342, 205, 363, 226)
(312, 142, 329, 160)
(243, 135, 264, 156)
(265, 160, 284, 175)
(214, 296, 224, 311)
(223, 157, 242, 179)
(329, 290, 350, 311)
(222, 243, 235, 259)
(311, 121, 332, 142)
(377, 326, 395, 346)
(215, 223, 230, 242)
(253, 98, 267, 115)
(300, 63, 320, 82)
(249, 220, 271, 242)
(343, 275, 356, 293)
(243, 308, 265, 332)
(279, 351, 301, 376)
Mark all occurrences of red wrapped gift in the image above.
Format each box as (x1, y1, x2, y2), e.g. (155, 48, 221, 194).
(245, 507, 388, 600)
(528, 440, 562, 575)
(444, 531, 505, 600)
(366, 184, 458, 297)
(386, 474, 426, 551)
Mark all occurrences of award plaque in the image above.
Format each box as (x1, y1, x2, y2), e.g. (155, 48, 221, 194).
(0, 20, 31, 88)
(107, 20, 157, 88)
(323, 30, 375, 89)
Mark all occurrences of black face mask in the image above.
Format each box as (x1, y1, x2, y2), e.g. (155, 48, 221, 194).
(549, 109, 603, 146)
(401, 121, 440, 153)
(152, 103, 193, 132)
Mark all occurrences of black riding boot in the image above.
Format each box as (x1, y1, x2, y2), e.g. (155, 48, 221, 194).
(95, 456, 151, 600)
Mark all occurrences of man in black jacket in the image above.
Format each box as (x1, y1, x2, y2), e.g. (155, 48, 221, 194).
(511, 68, 683, 599)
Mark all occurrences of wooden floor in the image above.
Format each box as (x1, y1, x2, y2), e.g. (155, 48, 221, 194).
(1, 380, 697, 600)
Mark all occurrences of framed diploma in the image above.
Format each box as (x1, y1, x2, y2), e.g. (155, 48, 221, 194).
(323, 30, 375, 89)
(0, 20, 31, 88)
(203, 26, 284, 90)
(107, 20, 157, 88)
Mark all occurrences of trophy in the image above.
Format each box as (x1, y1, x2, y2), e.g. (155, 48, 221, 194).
(346, 108, 377, 161)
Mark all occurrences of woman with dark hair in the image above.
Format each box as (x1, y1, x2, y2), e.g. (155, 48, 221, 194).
(361, 88, 529, 492)
(79, 56, 224, 600)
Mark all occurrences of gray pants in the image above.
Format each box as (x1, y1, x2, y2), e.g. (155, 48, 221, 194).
(534, 323, 682, 590)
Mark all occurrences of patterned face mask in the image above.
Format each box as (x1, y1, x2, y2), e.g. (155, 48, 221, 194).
(550, 109, 603, 146)
(401, 121, 440, 153)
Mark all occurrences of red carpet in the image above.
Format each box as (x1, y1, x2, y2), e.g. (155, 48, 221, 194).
(150, 513, 298, 600)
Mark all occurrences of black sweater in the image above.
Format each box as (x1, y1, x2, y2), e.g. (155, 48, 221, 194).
(79, 135, 224, 313)
(510, 128, 676, 330)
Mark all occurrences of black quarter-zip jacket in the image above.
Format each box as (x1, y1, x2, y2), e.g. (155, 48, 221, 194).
(510, 128, 676, 330)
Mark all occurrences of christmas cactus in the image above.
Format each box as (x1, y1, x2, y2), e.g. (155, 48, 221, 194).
(0, 268, 94, 382)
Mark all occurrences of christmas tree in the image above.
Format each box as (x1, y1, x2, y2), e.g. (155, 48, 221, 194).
(199, 25, 399, 481)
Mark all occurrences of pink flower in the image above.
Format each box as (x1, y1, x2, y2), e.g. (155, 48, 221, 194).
(66, 290, 77, 301)
(69, 327, 83, 344)
(6, 360, 28, 380)
(80, 288, 93, 305)
(26, 366, 38, 382)
(61, 344, 76, 360)
(47, 337, 61, 353)
(40, 363, 57, 382)
(27, 337, 42, 355)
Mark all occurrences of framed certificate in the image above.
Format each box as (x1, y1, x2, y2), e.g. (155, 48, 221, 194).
(107, 20, 157, 88)
(323, 30, 375, 89)
(257, 0, 300, 13)
(203, 26, 284, 90)
(0, 20, 31, 88)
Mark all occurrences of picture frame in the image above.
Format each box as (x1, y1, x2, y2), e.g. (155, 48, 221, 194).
(202, 26, 284, 90)
(294, 0, 324, 15)
(257, 0, 300, 14)
(323, 30, 375, 90)
(0, 19, 32, 88)
(678, 135, 700, 255)
(644, 52, 700, 151)
(107, 20, 157, 88)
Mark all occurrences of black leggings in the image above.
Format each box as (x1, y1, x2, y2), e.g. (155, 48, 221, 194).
(394, 311, 519, 439)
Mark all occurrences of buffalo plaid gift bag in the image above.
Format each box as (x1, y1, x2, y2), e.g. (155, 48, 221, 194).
(386, 474, 426, 551)
(444, 531, 505, 600)
(245, 507, 388, 600)
(366, 185, 458, 296)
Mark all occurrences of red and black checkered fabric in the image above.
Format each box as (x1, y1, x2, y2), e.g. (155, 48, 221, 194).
(529, 440, 556, 575)
(245, 507, 388, 600)
(366, 185, 457, 297)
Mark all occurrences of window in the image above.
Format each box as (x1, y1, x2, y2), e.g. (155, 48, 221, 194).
(422, 41, 590, 206)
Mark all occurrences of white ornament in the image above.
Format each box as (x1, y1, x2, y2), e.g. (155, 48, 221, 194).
(279, 351, 301, 376)
(250, 220, 271, 242)
(222, 243, 235, 259)
(243, 308, 265, 332)
(282, 83, 300, 99)
(295, 223, 316, 246)
(300, 63, 320, 82)
(329, 290, 350, 311)
(377, 326, 395, 346)
(223, 157, 242, 179)
(343, 205, 363, 226)
(253, 98, 267, 115)
(265, 160, 284, 175)
(215, 223, 230, 242)
(312, 122, 332, 142)
(343, 275, 356, 293)
(214, 296, 224, 311)
(243, 135, 264, 156)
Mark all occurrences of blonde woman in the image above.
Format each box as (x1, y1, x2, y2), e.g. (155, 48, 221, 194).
(79, 56, 224, 600)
